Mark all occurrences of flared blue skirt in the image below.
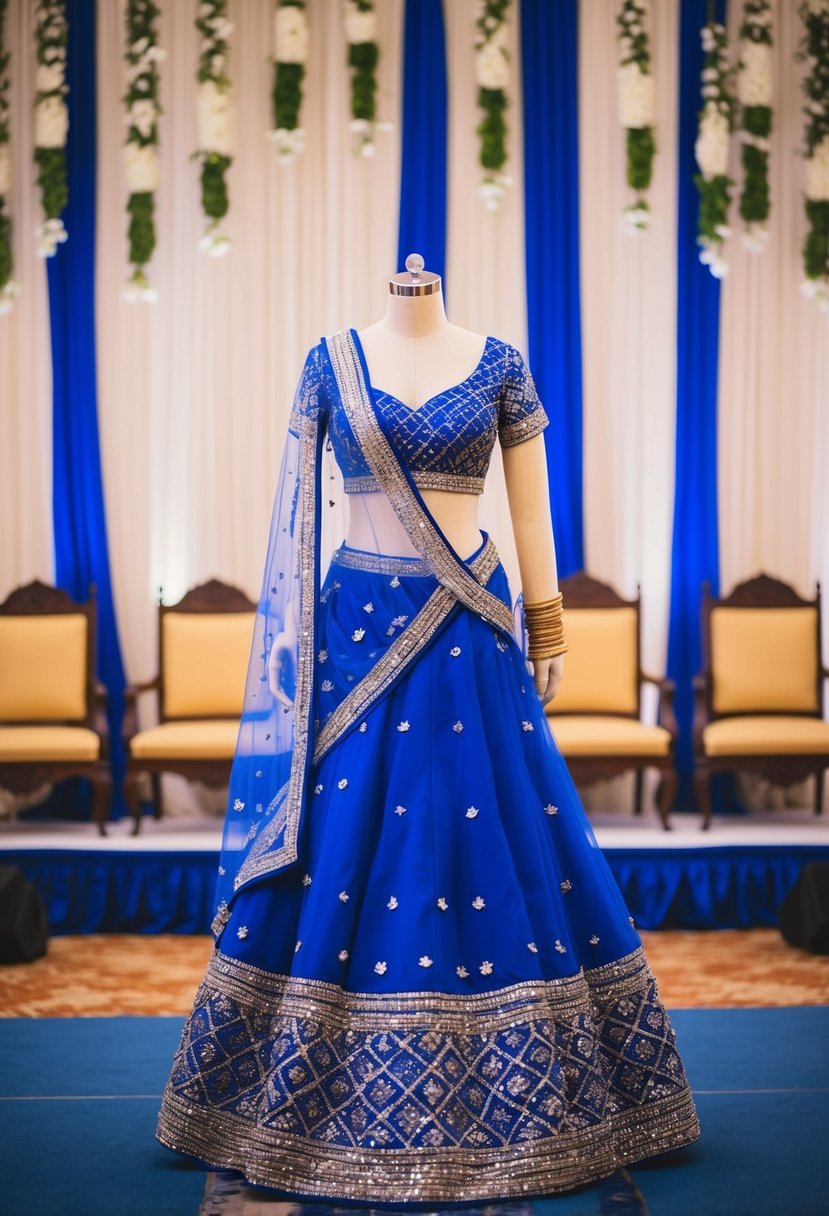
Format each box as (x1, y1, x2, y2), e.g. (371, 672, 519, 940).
(156, 536, 699, 1202)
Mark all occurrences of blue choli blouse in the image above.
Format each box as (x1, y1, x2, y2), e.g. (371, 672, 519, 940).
(322, 336, 549, 495)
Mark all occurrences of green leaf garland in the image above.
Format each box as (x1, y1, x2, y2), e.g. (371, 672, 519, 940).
(694, 19, 737, 277)
(195, 0, 233, 255)
(269, 0, 307, 163)
(475, 0, 512, 211)
(617, 0, 657, 232)
(0, 0, 17, 311)
(123, 0, 163, 302)
(33, 0, 68, 257)
(797, 1, 829, 311)
(737, 0, 773, 253)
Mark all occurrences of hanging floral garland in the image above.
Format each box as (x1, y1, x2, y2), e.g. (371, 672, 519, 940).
(475, 0, 512, 212)
(616, 0, 656, 233)
(343, 1, 391, 157)
(798, 0, 829, 312)
(33, 0, 68, 258)
(737, 0, 773, 253)
(0, 0, 18, 313)
(268, 0, 308, 164)
(195, 0, 233, 256)
(122, 0, 163, 302)
(694, 19, 737, 278)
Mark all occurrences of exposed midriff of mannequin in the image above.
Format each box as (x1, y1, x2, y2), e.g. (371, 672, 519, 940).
(349, 272, 564, 703)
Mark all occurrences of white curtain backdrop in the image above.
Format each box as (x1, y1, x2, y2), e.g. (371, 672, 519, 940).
(96, 0, 403, 811)
(718, 0, 829, 810)
(578, 0, 680, 814)
(0, 0, 53, 594)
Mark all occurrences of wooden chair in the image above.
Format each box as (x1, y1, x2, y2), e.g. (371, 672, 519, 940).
(123, 579, 256, 833)
(544, 572, 677, 830)
(693, 573, 829, 830)
(0, 581, 111, 833)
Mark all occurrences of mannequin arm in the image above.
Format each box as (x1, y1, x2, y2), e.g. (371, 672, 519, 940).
(502, 433, 564, 705)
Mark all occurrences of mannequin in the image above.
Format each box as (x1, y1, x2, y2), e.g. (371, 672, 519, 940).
(350, 258, 564, 704)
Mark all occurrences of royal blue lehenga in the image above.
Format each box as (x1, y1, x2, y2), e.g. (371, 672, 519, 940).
(156, 329, 699, 1202)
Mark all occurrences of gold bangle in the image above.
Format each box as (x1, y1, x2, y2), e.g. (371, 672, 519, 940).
(524, 593, 567, 660)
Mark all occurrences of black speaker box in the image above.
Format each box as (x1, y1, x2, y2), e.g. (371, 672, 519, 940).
(0, 866, 49, 964)
(779, 864, 829, 955)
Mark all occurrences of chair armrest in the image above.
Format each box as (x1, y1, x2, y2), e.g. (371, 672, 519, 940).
(122, 677, 160, 743)
(692, 673, 710, 751)
(656, 677, 679, 740)
(91, 679, 110, 758)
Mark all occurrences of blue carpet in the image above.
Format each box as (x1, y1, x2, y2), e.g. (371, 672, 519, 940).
(0, 1010, 827, 1216)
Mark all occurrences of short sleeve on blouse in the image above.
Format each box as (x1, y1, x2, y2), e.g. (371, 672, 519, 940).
(498, 344, 549, 447)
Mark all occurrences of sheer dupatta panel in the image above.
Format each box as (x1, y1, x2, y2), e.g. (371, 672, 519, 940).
(212, 347, 327, 936)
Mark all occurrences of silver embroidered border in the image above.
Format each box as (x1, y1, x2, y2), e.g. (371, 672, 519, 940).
(233, 411, 320, 892)
(325, 330, 516, 638)
(313, 540, 499, 764)
(330, 547, 434, 576)
(344, 471, 486, 495)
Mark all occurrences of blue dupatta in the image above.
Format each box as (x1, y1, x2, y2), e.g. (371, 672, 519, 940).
(211, 331, 517, 937)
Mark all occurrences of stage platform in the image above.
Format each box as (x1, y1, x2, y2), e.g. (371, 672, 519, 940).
(2, 810, 828, 934)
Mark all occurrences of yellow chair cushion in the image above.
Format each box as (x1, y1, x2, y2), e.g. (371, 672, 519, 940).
(546, 607, 639, 715)
(702, 715, 829, 756)
(162, 612, 254, 719)
(129, 719, 240, 760)
(0, 725, 100, 761)
(710, 607, 819, 713)
(0, 614, 88, 722)
(546, 714, 671, 757)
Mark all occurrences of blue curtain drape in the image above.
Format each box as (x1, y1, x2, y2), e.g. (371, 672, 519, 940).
(47, 0, 126, 816)
(666, 0, 729, 813)
(519, 0, 584, 577)
(396, 0, 448, 285)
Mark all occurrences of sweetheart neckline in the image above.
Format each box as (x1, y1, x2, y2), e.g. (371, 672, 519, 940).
(349, 328, 495, 414)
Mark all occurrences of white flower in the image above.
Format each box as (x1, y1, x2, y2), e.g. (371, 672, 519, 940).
(338, 949, 349, 961)
(351, 627, 366, 641)
(465, 806, 479, 819)
(338, 890, 349, 902)
(479, 960, 493, 976)
(397, 720, 410, 732)
(475, 39, 509, 91)
(210, 54, 225, 76)
(418, 955, 433, 968)
(302, 873, 312, 886)
(387, 895, 398, 909)
(450, 646, 461, 657)
(521, 720, 534, 732)
(338, 778, 348, 789)
(374, 960, 387, 975)
(36, 63, 65, 94)
(363, 602, 374, 613)
(275, 4, 309, 64)
(589, 934, 600, 945)
(394, 804, 407, 816)
(294, 939, 302, 952)
(805, 0, 829, 14)
(198, 79, 233, 155)
(437, 897, 448, 911)
(456, 965, 469, 978)
(233, 797, 245, 811)
(314, 783, 323, 794)
(127, 99, 157, 140)
(527, 942, 538, 953)
(35, 96, 68, 149)
(452, 721, 464, 733)
(617, 62, 655, 129)
(236, 925, 248, 939)
(738, 40, 772, 108)
(0, 145, 11, 196)
(320, 679, 334, 692)
(267, 125, 306, 163)
(805, 136, 829, 203)
(123, 142, 160, 193)
(472, 896, 486, 911)
(695, 103, 730, 179)
(554, 939, 567, 954)
(344, 2, 377, 44)
(545, 803, 558, 815)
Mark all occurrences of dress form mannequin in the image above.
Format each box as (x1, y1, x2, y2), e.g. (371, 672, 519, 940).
(350, 257, 564, 704)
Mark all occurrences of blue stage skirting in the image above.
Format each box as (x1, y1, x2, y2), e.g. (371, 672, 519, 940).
(4, 842, 829, 935)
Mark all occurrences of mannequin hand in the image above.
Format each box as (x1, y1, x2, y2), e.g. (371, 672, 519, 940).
(532, 654, 564, 706)
(268, 627, 297, 708)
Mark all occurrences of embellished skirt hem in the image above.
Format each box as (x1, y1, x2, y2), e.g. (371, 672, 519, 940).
(156, 1086, 699, 1203)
